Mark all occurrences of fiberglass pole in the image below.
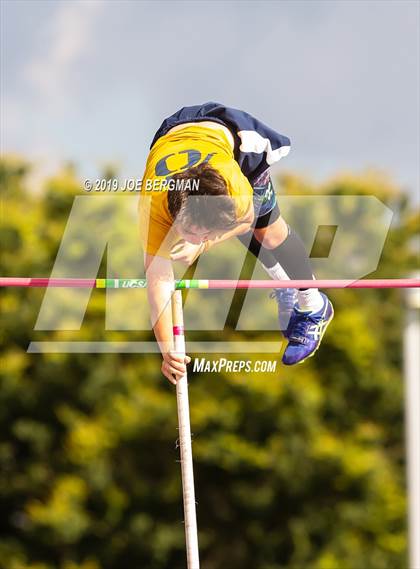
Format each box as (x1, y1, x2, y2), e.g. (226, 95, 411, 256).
(171, 288, 200, 569)
(404, 274, 420, 569)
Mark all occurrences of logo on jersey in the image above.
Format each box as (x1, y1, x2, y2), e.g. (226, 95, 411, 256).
(155, 150, 216, 176)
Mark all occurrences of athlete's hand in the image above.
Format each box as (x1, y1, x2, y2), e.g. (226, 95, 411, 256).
(162, 350, 192, 385)
(170, 241, 205, 265)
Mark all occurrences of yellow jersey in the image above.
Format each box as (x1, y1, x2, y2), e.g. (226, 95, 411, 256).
(139, 124, 253, 257)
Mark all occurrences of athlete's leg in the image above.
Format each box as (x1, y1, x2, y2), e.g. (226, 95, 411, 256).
(253, 217, 323, 313)
(236, 229, 296, 331)
(236, 171, 333, 364)
(236, 172, 296, 331)
(238, 171, 291, 282)
(245, 171, 323, 312)
(253, 215, 288, 248)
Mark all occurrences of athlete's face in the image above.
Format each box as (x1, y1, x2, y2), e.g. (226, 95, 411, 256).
(178, 224, 220, 244)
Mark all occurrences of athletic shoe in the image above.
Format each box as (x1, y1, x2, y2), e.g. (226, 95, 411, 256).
(270, 288, 298, 335)
(282, 292, 334, 365)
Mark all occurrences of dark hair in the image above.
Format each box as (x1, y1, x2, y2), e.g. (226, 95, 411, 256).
(167, 162, 237, 231)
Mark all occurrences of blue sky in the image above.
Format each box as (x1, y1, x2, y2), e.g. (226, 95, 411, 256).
(1, 0, 419, 200)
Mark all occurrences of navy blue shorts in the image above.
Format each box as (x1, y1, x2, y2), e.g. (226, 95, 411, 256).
(251, 170, 280, 228)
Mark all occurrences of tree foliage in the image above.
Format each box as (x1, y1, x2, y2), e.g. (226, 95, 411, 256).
(0, 157, 418, 569)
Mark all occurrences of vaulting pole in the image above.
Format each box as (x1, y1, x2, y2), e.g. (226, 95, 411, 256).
(404, 277, 420, 569)
(171, 289, 200, 569)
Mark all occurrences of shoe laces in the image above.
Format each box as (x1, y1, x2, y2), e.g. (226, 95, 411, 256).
(289, 312, 318, 345)
(270, 288, 297, 310)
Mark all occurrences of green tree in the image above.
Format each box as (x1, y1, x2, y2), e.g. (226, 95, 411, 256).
(1, 157, 418, 568)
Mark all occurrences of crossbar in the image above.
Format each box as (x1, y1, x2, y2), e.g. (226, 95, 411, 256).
(0, 278, 419, 289)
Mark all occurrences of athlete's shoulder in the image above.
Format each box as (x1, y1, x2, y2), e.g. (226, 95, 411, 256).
(150, 102, 291, 183)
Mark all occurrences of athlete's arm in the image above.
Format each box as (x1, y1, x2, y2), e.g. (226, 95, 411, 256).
(144, 253, 191, 384)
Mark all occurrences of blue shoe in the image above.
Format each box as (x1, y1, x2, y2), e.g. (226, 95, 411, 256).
(270, 288, 298, 336)
(282, 293, 334, 365)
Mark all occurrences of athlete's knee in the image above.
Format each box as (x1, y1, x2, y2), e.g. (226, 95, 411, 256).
(254, 217, 288, 249)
